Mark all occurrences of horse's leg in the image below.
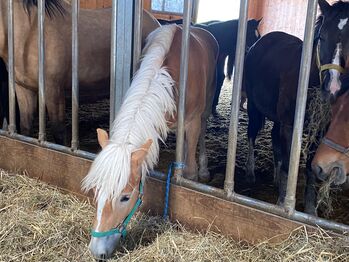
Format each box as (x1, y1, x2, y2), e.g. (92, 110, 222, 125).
(198, 112, 210, 182)
(271, 123, 282, 187)
(212, 55, 226, 115)
(15, 84, 37, 136)
(46, 83, 66, 145)
(245, 100, 264, 184)
(277, 124, 293, 205)
(183, 117, 201, 181)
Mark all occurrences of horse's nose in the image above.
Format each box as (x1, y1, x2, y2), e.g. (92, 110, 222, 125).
(312, 163, 327, 181)
(332, 166, 347, 185)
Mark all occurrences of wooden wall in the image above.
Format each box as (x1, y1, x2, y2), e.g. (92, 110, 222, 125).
(79, 0, 112, 9)
(248, 0, 337, 39)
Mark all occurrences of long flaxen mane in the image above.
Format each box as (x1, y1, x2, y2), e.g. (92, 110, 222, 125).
(82, 25, 178, 204)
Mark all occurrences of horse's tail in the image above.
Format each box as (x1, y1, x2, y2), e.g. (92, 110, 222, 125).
(82, 25, 177, 204)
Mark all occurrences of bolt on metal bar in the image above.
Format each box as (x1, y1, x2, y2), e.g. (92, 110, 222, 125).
(132, 0, 143, 74)
(224, 0, 249, 197)
(38, 0, 46, 142)
(71, 0, 79, 151)
(175, 0, 192, 178)
(284, 0, 318, 214)
(109, 0, 117, 127)
(7, 0, 16, 134)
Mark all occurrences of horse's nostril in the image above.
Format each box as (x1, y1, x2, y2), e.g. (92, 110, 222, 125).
(312, 164, 323, 177)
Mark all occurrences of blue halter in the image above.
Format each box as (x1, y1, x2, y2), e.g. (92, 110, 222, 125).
(90, 181, 144, 238)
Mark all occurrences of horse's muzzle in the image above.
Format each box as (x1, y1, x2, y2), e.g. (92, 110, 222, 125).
(312, 162, 347, 185)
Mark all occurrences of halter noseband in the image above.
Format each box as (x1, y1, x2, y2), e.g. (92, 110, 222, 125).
(316, 41, 346, 86)
(90, 180, 144, 238)
(322, 137, 349, 158)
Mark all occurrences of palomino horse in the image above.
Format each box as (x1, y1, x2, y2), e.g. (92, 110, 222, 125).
(244, 30, 322, 215)
(312, 0, 349, 186)
(82, 25, 218, 259)
(195, 19, 261, 114)
(0, 0, 159, 144)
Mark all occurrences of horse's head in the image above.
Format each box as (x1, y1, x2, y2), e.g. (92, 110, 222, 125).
(317, 0, 349, 100)
(312, 86, 349, 186)
(246, 18, 262, 50)
(87, 129, 152, 260)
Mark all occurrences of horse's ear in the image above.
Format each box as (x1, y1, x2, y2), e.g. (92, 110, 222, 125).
(257, 17, 263, 25)
(318, 0, 331, 15)
(97, 128, 109, 148)
(131, 139, 153, 167)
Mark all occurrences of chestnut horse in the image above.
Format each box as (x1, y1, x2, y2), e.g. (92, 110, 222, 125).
(0, 0, 159, 144)
(312, 0, 349, 186)
(82, 25, 218, 259)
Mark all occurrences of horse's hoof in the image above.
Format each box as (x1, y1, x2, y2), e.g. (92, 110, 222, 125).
(199, 172, 210, 183)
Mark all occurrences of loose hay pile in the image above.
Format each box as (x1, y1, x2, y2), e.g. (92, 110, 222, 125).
(0, 170, 348, 261)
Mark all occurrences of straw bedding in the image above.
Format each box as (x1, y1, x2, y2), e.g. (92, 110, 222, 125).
(0, 169, 348, 261)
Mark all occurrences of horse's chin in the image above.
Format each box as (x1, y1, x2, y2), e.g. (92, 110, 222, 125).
(89, 233, 122, 260)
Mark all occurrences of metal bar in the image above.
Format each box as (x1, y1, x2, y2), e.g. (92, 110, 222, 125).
(149, 171, 349, 234)
(174, 0, 192, 178)
(109, 0, 117, 127)
(0, 130, 95, 160)
(192, 0, 200, 23)
(7, 0, 16, 134)
(224, 0, 249, 196)
(38, 0, 46, 142)
(132, 0, 143, 74)
(284, 0, 318, 214)
(71, 0, 79, 151)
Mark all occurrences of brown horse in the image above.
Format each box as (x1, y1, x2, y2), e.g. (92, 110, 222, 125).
(82, 25, 218, 259)
(0, 0, 159, 144)
(312, 0, 349, 186)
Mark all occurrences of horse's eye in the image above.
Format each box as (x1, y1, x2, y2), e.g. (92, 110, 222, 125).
(120, 195, 130, 202)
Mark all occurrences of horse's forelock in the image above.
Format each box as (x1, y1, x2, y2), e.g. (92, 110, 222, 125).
(22, 0, 66, 18)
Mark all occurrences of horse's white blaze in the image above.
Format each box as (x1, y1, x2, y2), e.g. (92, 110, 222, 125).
(95, 192, 108, 231)
(338, 18, 348, 30)
(329, 43, 342, 95)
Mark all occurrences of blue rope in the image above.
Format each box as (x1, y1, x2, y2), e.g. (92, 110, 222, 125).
(163, 162, 185, 218)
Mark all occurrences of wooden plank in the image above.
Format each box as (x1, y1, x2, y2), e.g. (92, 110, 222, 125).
(0, 135, 307, 243)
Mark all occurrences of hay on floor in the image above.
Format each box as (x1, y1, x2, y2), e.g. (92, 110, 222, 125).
(0, 169, 348, 262)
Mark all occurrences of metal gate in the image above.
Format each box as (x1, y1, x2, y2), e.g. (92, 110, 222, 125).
(0, 0, 348, 235)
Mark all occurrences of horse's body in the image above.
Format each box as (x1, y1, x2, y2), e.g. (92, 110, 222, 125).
(0, 0, 160, 144)
(312, 0, 349, 186)
(82, 24, 218, 259)
(244, 31, 321, 214)
(195, 19, 261, 114)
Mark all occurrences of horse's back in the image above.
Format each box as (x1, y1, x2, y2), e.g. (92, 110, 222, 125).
(245, 31, 303, 122)
(164, 26, 218, 120)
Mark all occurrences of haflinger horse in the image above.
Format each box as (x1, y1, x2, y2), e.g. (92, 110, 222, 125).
(195, 18, 261, 114)
(82, 25, 218, 259)
(312, 0, 349, 187)
(0, 0, 160, 144)
(244, 29, 322, 215)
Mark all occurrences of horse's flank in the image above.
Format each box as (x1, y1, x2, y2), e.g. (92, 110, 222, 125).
(82, 25, 178, 204)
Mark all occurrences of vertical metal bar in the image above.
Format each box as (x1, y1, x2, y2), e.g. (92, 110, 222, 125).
(7, 0, 16, 134)
(284, 0, 318, 214)
(174, 0, 192, 177)
(192, 0, 200, 23)
(38, 0, 46, 141)
(71, 0, 79, 150)
(133, 0, 143, 74)
(224, 0, 249, 196)
(109, 0, 117, 127)
(110, 0, 134, 128)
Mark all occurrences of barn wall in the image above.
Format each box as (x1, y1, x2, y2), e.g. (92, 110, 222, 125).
(79, 0, 112, 9)
(248, 0, 336, 39)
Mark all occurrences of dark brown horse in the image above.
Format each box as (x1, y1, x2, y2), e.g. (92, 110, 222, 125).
(0, 0, 159, 144)
(195, 19, 261, 114)
(82, 24, 218, 259)
(312, 0, 349, 186)
(244, 30, 322, 215)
